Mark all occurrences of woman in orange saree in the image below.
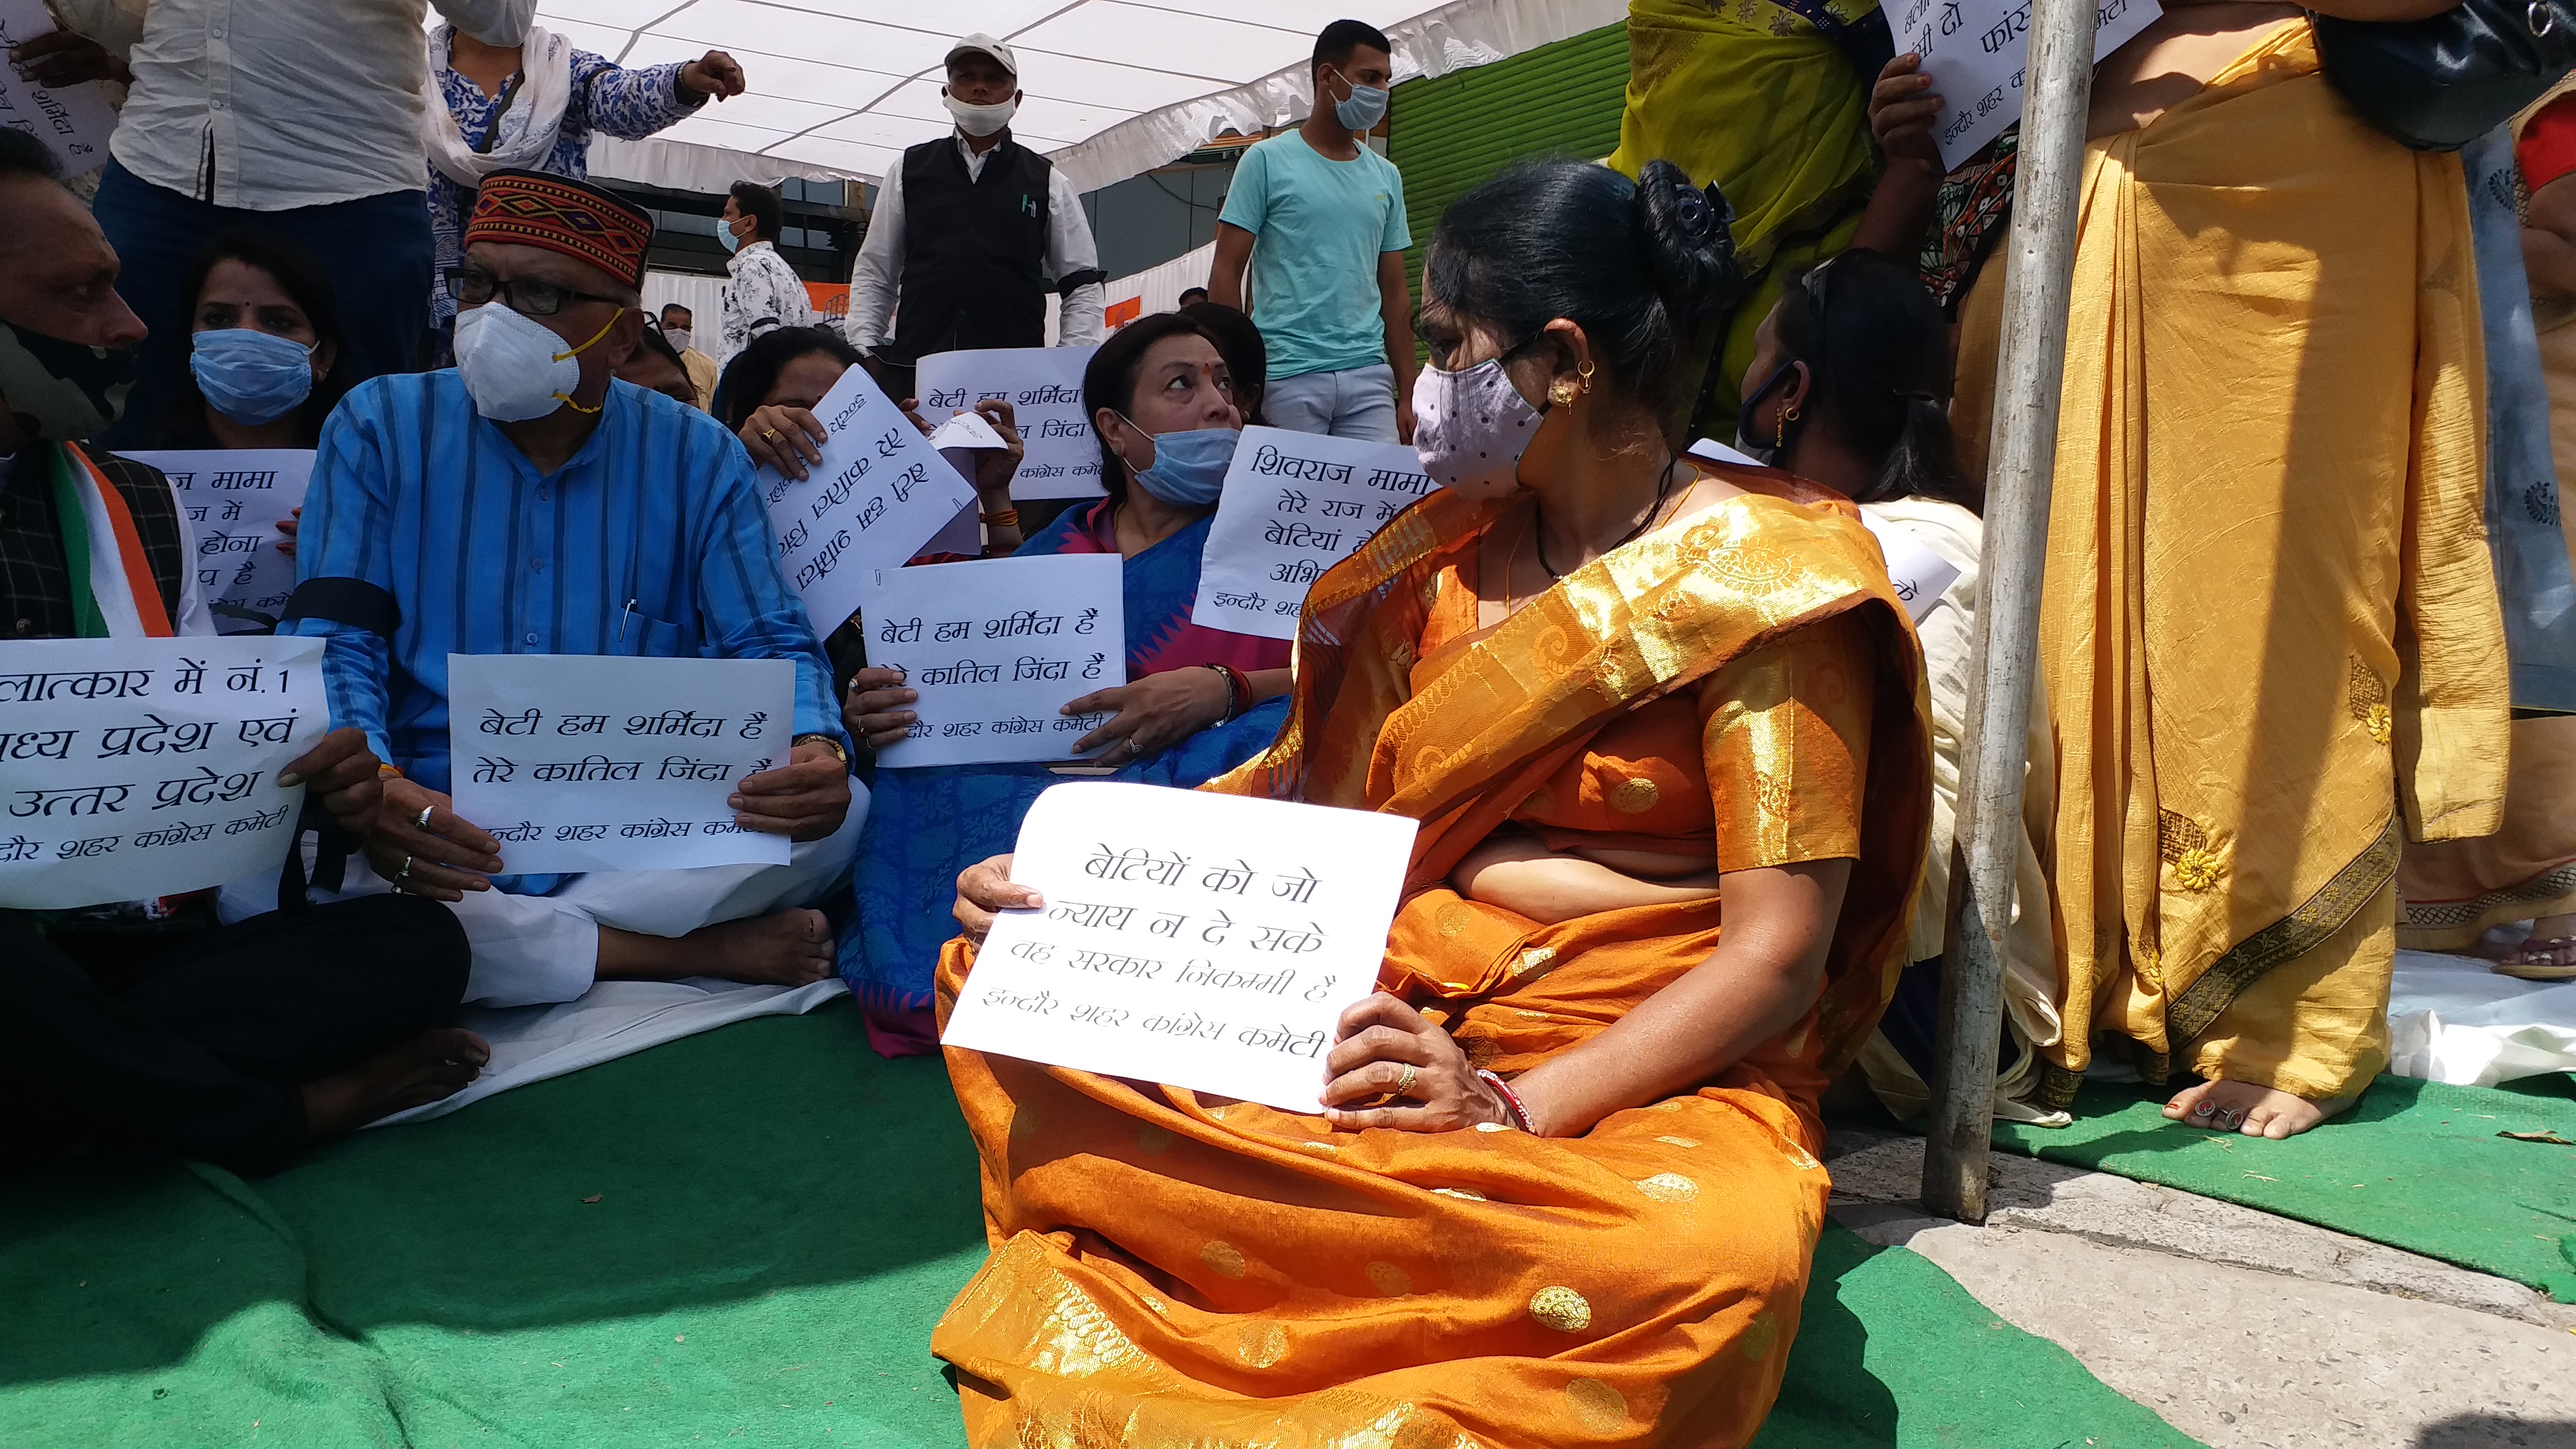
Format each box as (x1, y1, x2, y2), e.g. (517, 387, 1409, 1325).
(926, 159, 1933, 1449)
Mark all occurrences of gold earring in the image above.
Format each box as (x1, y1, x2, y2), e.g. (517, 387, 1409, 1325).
(1776, 402, 1798, 449)
(1548, 378, 1580, 408)
(1576, 360, 1596, 395)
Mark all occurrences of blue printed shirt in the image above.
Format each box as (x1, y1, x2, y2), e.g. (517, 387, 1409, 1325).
(429, 41, 700, 325)
(286, 371, 841, 856)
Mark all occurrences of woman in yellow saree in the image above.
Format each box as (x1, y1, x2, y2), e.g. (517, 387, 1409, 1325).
(1950, 1, 2511, 1136)
(929, 159, 1931, 1448)
(1607, 0, 1887, 438)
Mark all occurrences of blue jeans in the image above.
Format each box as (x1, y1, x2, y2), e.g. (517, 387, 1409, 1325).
(92, 160, 433, 448)
(1263, 362, 1399, 442)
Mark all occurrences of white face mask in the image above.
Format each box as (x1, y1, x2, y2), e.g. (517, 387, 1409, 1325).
(943, 91, 1017, 138)
(1412, 354, 1547, 500)
(453, 300, 619, 422)
(664, 326, 692, 353)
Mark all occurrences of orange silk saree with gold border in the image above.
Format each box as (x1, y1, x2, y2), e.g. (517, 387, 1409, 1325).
(930, 475, 1930, 1448)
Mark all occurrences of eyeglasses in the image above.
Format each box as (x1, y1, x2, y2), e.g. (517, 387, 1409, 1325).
(1794, 254, 1845, 357)
(444, 269, 624, 317)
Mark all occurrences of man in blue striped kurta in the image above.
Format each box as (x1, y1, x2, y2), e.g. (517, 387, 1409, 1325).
(280, 172, 860, 1009)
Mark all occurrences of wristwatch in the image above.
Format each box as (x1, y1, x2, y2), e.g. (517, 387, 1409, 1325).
(793, 732, 850, 766)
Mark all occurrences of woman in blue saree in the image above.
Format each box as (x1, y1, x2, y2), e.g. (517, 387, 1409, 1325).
(838, 312, 1292, 1053)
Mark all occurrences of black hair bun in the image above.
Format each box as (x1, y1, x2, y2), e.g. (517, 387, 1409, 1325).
(1632, 159, 1744, 326)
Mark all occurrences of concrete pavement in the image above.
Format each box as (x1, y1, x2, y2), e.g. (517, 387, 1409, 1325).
(1821, 1128, 2576, 1449)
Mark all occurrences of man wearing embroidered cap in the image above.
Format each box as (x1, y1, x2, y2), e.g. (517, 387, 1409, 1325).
(842, 32, 1107, 396)
(276, 169, 865, 1012)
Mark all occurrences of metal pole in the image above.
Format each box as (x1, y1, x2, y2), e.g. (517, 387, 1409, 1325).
(1919, 0, 2099, 1223)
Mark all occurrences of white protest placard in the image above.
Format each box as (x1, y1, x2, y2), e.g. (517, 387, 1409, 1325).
(1858, 515, 1964, 624)
(1190, 426, 1431, 641)
(446, 654, 795, 875)
(943, 782, 1420, 1112)
(856, 553, 1125, 768)
(124, 449, 312, 636)
(759, 364, 979, 636)
(915, 346, 1104, 500)
(1898, 0, 2159, 169)
(0, 0, 116, 178)
(0, 637, 324, 909)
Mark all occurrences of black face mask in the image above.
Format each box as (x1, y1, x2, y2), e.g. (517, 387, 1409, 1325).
(0, 320, 136, 443)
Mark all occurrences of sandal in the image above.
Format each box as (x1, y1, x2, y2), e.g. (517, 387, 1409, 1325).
(2495, 935, 2576, 981)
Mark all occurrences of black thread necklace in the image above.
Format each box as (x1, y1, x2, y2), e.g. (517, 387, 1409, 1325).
(1532, 454, 1684, 581)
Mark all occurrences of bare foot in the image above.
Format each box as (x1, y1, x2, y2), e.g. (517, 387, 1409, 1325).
(683, 907, 834, 986)
(301, 1027, 491, 1141)
(2162, 1077, 2355, 1139)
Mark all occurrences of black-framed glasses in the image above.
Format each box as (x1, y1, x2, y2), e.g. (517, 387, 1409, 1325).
(1794, 253, 1846, 353)
(444, 268, 624, 316)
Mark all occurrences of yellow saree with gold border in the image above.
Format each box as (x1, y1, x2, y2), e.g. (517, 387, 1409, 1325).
(1953, 23, 2509, 1105)
(928, 476, 1929, 1448)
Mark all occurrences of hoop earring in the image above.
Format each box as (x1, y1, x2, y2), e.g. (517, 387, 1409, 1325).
(1776, 403, 1799, 449)
(1576, 359, 1596, 395)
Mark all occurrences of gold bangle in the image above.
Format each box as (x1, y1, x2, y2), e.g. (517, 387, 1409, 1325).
(793, 732, 849, 766)
(979, 509, 1020, 528)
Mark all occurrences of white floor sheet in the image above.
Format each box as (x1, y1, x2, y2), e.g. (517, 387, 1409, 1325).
(371, 977, 845, 1126)
(2388, 948, 2576, 1087)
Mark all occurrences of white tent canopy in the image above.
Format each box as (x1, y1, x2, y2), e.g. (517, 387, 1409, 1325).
(510, 0, 1620, 196)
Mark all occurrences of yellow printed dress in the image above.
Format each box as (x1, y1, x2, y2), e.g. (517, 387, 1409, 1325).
(930, 475, 1930, 1447)
(1953, 22, 2509, 1105)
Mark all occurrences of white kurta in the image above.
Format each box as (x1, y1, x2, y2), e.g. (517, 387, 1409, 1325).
(1856, 496, 2067, 1123)
(224, 787, 865, 1007)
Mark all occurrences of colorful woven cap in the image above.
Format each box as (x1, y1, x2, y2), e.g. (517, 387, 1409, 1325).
(464, 170, 653, 290)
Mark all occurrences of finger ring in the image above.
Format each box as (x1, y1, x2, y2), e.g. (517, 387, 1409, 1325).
(399, 854, 415, 880)
(763, 427, 779, 439)
(1395, 1063, 1419, 1098)
(1124, 737, 1142, 756)
(415, 803, 435, 830)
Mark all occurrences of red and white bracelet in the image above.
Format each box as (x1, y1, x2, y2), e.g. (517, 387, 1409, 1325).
(1475, 1068, 1533, 1132)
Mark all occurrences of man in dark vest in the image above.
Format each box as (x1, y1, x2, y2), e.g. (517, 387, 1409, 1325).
(842, 33, 1107, 397)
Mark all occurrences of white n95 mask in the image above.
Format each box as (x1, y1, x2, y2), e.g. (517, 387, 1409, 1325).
(453, 301, 618, 422)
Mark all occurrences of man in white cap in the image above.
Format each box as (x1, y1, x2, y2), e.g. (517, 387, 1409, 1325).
(842, 33, 1107, 397)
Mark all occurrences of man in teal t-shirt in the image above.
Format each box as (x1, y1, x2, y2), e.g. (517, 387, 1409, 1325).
(1209, 20, 1413, 444)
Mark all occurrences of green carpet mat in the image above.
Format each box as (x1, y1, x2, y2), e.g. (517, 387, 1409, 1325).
(2, 1003, 2195, 1447)
(1994, 1076, 2576, 1303)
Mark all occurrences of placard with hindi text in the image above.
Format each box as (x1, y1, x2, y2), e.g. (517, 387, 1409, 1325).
(445, 654, 796, 875)
(915, 346, 1105, 501)
(1190, 426, 1432, 641)
(757, 364, 980, 638)
(0, 637, 325, 909)
(854, 554, 1126, 769)
(943, 782, 1419, 1112)
(124, 449, 312, 636)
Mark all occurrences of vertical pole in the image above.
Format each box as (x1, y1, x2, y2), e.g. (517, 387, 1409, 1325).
(1919, 0, 2099, 1222)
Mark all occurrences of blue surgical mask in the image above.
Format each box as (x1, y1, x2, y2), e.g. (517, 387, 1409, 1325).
(718, 216, 744, 254)
(1120, 420, 1238, 507)
(1330, 69, 1389, 132)
(190, 328, 315, 426)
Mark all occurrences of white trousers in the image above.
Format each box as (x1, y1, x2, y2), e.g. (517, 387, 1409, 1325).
(223, 784, 866, 1009)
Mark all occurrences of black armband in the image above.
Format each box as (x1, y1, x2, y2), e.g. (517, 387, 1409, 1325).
(280, 577, 401, 638)
(1055, 269, 1108, 295)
